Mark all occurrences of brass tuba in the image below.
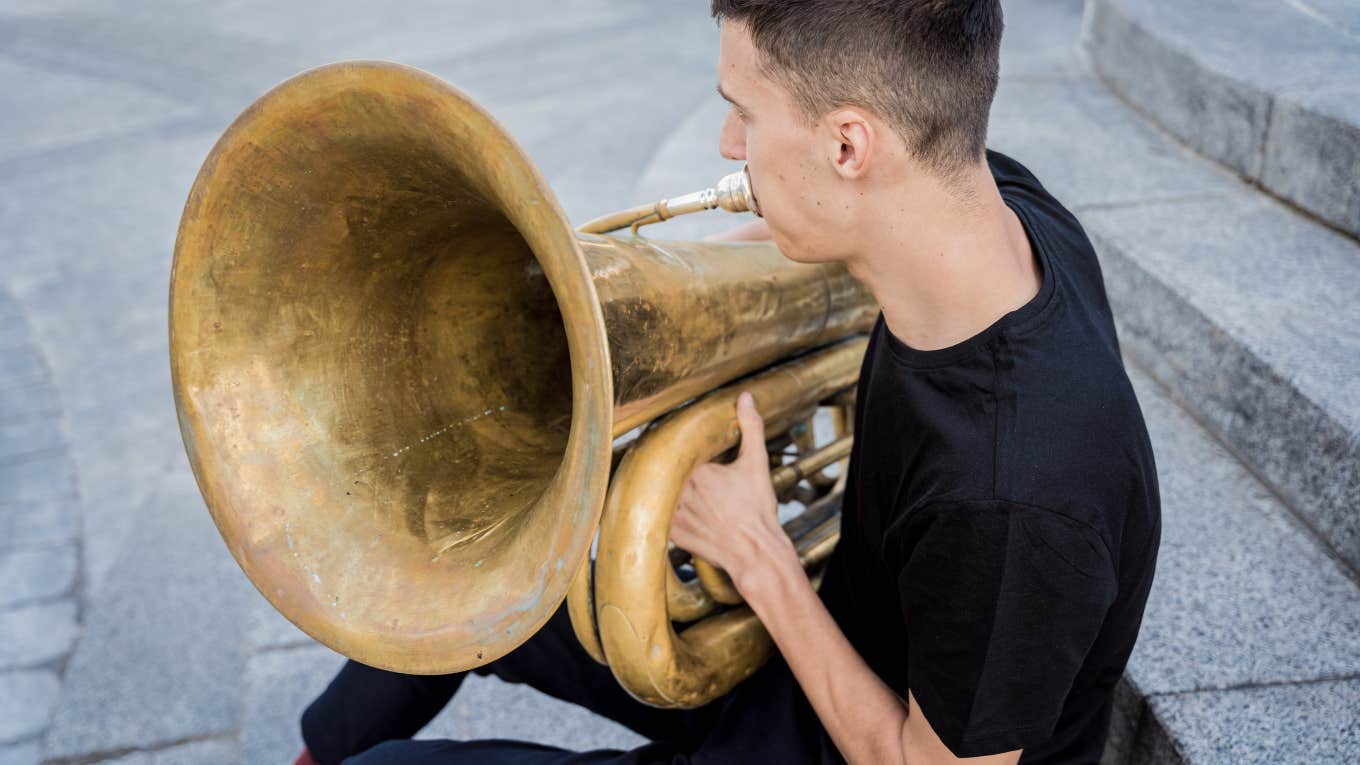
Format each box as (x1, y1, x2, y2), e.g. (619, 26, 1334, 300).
(169, 61, 874, 703)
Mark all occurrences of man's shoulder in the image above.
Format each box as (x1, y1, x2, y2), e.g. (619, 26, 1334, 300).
(986, 148, 1041, 188)
(987, 149, 1091, 253)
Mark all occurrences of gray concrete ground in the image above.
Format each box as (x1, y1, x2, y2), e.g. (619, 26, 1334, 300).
(2, 3, 726, 762)
(2, 1, 1356, 764)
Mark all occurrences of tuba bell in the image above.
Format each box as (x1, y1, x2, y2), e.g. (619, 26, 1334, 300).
(169, 61, 874, 698)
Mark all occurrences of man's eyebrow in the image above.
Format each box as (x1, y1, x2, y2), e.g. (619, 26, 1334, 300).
(716, 83, 748, 112)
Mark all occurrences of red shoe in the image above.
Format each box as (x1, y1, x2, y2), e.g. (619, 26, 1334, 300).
(293, 749, 317, 765)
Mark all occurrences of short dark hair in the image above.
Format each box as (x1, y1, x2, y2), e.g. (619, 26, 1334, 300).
(711, 0, 1003, 179)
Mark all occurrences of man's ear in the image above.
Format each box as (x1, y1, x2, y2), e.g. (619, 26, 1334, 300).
(826, 108, 874, 180)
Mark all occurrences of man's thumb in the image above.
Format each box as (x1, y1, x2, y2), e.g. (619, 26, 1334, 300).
(736, 392, 767, 467)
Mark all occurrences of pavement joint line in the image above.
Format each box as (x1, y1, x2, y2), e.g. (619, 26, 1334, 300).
(1252, 95, 1276, 183)
(38, 731, 239, 765)
(0, 323, 81, 756)
(1280, 0, 1360, 43)
(1143, 671, 1360, 699)
(0, 651, 70, 675)
(0, 588, 81, 616)
(1120, 348, 1360, 587)
(1070, 191, 1229, 214)
(0, 592, 77, 612)
(0, 734, 43, 752)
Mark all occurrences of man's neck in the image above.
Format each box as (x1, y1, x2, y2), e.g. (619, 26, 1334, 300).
(842, 161, 1040, 352)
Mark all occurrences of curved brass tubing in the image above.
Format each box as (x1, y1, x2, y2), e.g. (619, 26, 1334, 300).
(587, 339, 865, 708)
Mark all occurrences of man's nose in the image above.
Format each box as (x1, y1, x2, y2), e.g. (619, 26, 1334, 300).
(718, 108, 745, 161)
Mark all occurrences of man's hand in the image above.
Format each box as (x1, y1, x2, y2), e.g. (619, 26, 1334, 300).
(670, 392, 796, 594)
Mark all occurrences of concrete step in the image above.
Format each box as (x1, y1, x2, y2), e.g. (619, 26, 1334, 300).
(990, 54, 1360, 584)
(1102, 368, 1360, 763)
(1083, 0, 1360, 239)
(1080, 185, 1360, 577)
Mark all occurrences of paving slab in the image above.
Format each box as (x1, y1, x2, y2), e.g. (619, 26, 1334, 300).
(0, 306, 77, 552)
(0, 413, 65, 463)
(0, 454, 75, 510)
(0, 349, 48, 395)
(1084, 0, 1360, 237)
(0, 125, 224, 594)
(0, 599, 78, 670)
(0, 670, 60, 743)
(42, 467, 257, 761)
(1135, 679, 1360, 764)
(0, 546, 76, 608)
(0, 496, 79, 553)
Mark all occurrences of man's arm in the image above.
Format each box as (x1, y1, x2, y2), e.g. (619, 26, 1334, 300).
(671, 393, 1021, 765)
(737, 534, 1020, 765)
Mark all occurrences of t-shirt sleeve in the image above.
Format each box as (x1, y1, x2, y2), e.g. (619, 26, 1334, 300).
(891, 500, 1117, 758)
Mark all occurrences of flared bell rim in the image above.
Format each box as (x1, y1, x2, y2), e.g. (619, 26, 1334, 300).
(169, 60, 615, 673)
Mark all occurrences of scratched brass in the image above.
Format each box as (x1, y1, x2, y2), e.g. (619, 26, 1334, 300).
(169, 61, 874, 678)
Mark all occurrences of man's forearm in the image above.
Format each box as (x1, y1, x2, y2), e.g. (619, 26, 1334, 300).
(738, 539, 909, 765)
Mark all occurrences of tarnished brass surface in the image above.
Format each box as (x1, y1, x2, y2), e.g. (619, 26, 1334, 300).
(169, 61, 874, 676)
(588, 340, 866, 707)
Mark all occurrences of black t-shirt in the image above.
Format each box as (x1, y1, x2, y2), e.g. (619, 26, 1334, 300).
(811, 150, 1162, 763)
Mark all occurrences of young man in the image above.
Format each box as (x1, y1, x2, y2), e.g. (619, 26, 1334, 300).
(299, 2, 1160, 763)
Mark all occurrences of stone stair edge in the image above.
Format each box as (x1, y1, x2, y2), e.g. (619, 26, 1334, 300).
(1098, 367, 1360, 763)
(1106, 674, 1360, 765)
(1081, 0, 1360, 240)
(1082, 196, 1360, 579)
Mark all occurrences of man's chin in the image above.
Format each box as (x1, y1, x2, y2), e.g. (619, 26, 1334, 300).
(773, 240, 836, 265)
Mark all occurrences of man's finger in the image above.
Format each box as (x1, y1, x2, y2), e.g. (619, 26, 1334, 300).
(736, 391, 767, 468)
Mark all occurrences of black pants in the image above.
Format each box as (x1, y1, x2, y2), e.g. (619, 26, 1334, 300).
(301, 604, 836, 764)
